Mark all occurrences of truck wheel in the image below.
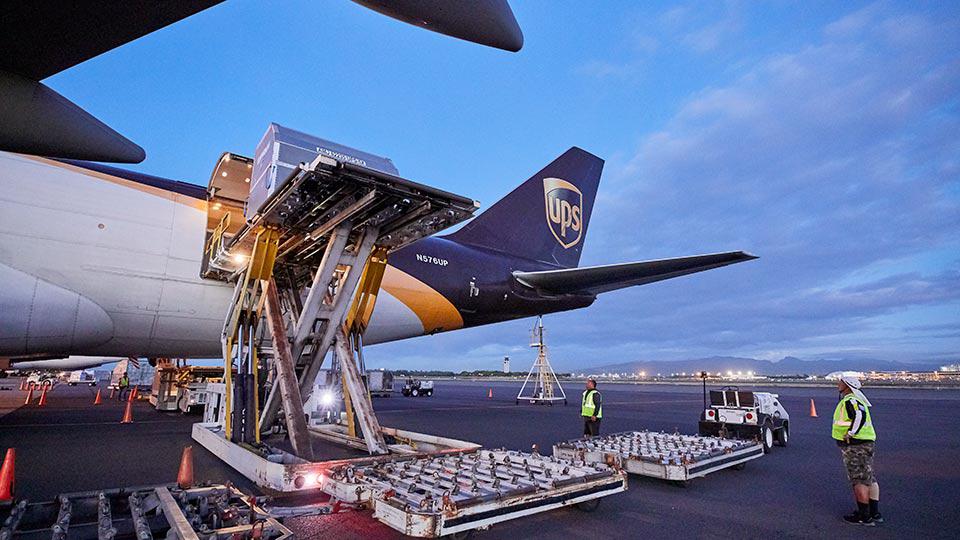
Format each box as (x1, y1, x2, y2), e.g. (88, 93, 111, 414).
(775, 426, 789, 447)
(412, 389, 419, 397)
(575, 498, 601, 512)
(762, 425, 774, 453)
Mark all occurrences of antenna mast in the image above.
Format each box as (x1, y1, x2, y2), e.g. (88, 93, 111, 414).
(516, 316, 567, 405)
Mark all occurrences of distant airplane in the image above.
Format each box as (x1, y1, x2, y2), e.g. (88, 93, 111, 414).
(9, 357, 127, 373)
(0, 1, 755, 373)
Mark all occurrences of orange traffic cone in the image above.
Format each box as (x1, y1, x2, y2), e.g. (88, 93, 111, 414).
(488, 388, 493, 399)
(177, 446, 194, 489)
(129, 386, 138, 402)
(23, 384, 34, 406)
(18, 379, 24, 391)
(0, 448, 14, 502)
(120, 399, 134, 424)
(809, 398, 818, 417)
(109, 387, 115, 399)
(37, 385, 48, 407)
(93, 388, 102, 405)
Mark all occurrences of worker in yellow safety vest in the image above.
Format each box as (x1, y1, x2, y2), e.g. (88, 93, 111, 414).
(833, 375, 881, 526)
(581, 379, 602, 437)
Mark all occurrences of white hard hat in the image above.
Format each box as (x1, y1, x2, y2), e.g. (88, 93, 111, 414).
(840, 375, 871, 407)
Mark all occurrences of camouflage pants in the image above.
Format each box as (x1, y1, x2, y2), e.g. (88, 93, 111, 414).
(841, 442, 876, 486)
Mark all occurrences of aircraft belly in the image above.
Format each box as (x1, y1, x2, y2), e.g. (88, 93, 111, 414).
(363, 289, 425, 345)
(0, 152, 231, 358)
(0, 262, 114, 355)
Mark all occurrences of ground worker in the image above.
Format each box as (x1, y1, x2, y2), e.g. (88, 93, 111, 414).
(833, 375, 882, 526)
(581, 379, 602, 437)
(118, 372, 130, 402)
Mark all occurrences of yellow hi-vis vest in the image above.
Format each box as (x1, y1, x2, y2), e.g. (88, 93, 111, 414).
(832, 393, 876, 441)
(581, 389, 602, 418)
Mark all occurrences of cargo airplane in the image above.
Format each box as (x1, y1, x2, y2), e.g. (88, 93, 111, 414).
(0, 1, 755, 372)
(0, 148, 755, 369)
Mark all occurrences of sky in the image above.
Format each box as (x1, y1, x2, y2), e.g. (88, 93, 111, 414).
(47, 1, 960, 371)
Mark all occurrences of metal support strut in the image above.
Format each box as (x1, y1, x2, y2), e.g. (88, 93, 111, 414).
(207, 151, 478, 459)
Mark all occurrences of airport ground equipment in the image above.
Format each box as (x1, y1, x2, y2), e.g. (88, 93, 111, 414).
(0, 484, 292, 539)
(150, 365, 226, 413)
(319, 448, 627, 538)
(553, 431, 763, 484)
(197, 124, 476, 456)
(400, 378, 434, 397)
(516, 317, 567, 405)
(698, 387, 790, 452)
(66, 370, 97, 386)
(366, 370, 394, 397)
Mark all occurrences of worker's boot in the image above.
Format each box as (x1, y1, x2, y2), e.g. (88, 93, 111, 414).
(869, 499, 883, 523)
(843, 503, 875, 526)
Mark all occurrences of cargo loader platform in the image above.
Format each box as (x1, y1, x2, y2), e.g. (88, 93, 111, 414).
(319, 448, 627, 538)
(553, 431, 763, 484)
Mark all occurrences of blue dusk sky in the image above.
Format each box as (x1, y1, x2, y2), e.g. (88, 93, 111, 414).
(47, 1, 959, 371)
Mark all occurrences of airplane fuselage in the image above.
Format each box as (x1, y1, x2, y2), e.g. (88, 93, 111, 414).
(0, 152, 593, 360)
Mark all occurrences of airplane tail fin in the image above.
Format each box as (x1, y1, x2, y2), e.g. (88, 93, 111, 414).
(446, 147, 604, 268)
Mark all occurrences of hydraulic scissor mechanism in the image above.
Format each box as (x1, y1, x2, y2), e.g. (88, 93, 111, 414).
(208, 153, 477, 458)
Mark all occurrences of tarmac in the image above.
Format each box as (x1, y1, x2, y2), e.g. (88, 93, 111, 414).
(1, 377, 958, 539)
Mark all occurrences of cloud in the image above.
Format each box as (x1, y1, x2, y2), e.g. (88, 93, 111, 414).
(368, 3, 960, 370)
(579, 3, 960, 363)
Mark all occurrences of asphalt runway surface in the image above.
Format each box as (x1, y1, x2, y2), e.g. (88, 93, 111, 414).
(1, 378, 958, 539)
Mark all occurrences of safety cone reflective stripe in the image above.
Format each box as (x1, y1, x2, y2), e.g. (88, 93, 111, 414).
(120, 399, 134, 424)
(0, 448, 14, 502)
(23, 385, 34, 406)
(93, 388, 102, 405)
(177, 446, 194, 489)
(809, 398, 818, 417)
(37, 386, 48, 407)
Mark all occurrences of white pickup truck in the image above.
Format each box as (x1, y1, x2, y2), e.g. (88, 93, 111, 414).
(698, 387, 790, 452)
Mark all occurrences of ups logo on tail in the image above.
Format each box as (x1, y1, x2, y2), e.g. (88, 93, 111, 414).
(543, 177, 583, 249)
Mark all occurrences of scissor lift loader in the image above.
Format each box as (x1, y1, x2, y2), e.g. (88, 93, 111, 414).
(192, 126, 627, 536)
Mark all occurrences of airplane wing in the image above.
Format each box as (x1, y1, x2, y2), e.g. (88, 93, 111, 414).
(512, 251, 758, 295)
(0, 2, 224, 81)
(0, 1, 521, 164)
(353, 0, 523, 52)
(0, 1, 224, 164)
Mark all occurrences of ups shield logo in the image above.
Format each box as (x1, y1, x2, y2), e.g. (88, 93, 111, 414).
(543, 177, 583, 249)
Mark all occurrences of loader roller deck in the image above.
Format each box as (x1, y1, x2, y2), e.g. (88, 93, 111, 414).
(553, 431, 764, 483)
(320, 449, 627, 537)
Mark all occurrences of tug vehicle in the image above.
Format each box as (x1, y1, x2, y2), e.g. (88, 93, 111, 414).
(400, 378, 434, 397)
(698, 387, 789, 452)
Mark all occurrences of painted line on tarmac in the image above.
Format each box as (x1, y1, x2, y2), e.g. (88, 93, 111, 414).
(0, 419, 188, 428)
(378, 398, 701, 413)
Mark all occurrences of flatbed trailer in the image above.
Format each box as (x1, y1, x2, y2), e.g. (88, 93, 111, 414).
(0, 483, 291, 540)
(553, 431, 763, 484)
(320, 448, 627, 538)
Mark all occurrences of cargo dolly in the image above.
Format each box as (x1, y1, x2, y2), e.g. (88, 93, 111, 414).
(318, 448, 626, 538)
(553, 431, 763, 485)
(0, 484, 291, 540)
